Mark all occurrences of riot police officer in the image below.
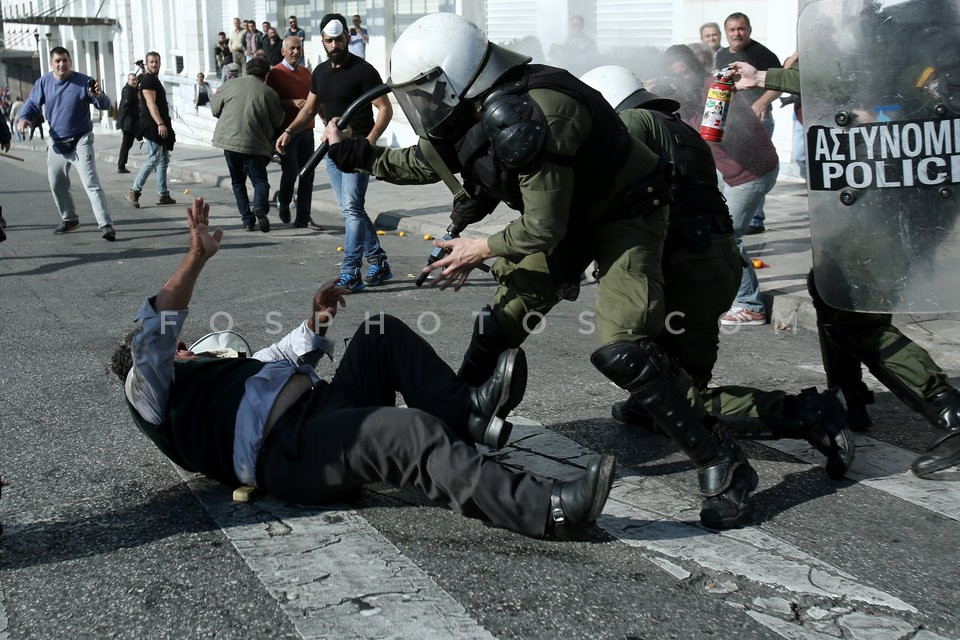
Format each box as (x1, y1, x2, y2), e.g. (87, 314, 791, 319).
(324, 14, 761, 529)
(728, 0, 960, 477)
(580, 65, 854, 480)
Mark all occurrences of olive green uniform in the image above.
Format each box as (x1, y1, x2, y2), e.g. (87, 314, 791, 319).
(617, 108, 805, 427)
(618, 108, 741, 386)
(371, 87, 668, 348)
(762, 61, 954, 423)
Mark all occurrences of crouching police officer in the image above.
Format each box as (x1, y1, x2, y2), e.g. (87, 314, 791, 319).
(324, 13, 759, 528)
(580, 65, 854, 481)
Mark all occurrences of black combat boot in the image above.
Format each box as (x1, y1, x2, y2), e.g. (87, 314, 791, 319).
(466, 348, 527, 449)
(840, 382, 874, 432)
(911, 388, 960, 476)
(611, 395, 659, 432)
(591, 340, 757, 529)
(457, 305, 512, 386)
(548, 455, 616, 531)
(720, 387, 855, 480)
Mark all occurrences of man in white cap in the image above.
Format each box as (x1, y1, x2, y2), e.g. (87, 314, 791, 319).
(275, 13, 393, 292)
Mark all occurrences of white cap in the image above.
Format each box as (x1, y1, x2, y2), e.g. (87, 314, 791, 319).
(322, 20, 344, 37)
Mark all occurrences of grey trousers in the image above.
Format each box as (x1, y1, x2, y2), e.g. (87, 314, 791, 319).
(47, 132, 112, 228)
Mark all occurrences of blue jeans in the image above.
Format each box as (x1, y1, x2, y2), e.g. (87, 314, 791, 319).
(133, 139, 170, 196)
(750, 111, 777, 229)
(326, 155, 385, 275)
(720, 167, 779, 313)
(278, 131, 315, 223)
(224, 151, 270, 224)
(792, 114, 806, 180)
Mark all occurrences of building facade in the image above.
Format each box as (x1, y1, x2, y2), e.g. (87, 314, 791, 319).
(1, 0, 798, 153)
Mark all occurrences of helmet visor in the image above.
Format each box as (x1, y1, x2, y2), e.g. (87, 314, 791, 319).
(391, 67, 462, 138)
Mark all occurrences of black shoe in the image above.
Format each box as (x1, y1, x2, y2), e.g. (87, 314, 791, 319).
(550, 455, 616, 530)
(611, 395, 660, 432)
(467, 348, 527, 448)
(54, 219, 80, 234)
(293, 217, 323, 230)
(244, 223, 257, 232)
(0, 226, 5, 243)
(0, 207, 6, 228)
(912, 388, 960, 476)
(118, 167, 130, 174)
(278, 206, 291, 224)
(699, 462, 758, 529)
(101, 225, 116, 241)
(912, 431, 960, 476)
(254, 208, 270, 233)
(799, 387, 856, 480)
(746, 225, 766, 235)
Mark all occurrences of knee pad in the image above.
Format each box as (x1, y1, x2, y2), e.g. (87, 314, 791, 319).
(590, 339, 672, 392)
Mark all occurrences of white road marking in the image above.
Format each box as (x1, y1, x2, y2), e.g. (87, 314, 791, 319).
(171, 415, 956, 640)
(759, 437, 960, 522)
(0, 588, 10, 640)
(504, 420, 917, 612)
(177, 470, 496, 640)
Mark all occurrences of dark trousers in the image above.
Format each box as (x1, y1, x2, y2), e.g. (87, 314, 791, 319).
(277, 130, 315, 223)
(118, 130, 135, 170)
(256, 314, 553, 537)
(223, 150, 269, 225)
(809, 269, 951, 410)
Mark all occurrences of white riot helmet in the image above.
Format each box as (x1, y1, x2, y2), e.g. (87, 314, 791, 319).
(389, 13, 531, 139)
(579, 65, 680, 113)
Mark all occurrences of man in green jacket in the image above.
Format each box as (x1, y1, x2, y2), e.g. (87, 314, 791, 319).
(325, 14, 760, 529)
(211, 56, 284, 232)
(730, 59, 960, 477)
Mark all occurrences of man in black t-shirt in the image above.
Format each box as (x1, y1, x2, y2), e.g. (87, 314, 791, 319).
(714, 12, 781, 233)
(275, 13, 393, 292)
(127, 51, 177, 209)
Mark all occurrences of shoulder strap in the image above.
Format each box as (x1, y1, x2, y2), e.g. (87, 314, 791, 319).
(418, 137, 468, 204)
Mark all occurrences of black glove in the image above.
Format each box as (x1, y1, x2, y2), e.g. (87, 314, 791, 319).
(451, 192, 500, 228)
(328, 137, 381, 172)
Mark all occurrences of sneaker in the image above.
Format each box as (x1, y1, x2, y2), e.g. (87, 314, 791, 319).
(720, 307, 766, 326)
(746, 225, 766, 235)
(363, 260, 393, 286)
(254, 208, 270, 233)
(54, 219, 80, 234)
(101, 225, 116, 241)
(293, 217, 323, 230)
(117, 167, 130, 174)
(156, 194, 177, 206)
(244, 223, 257, 232)
(335, 272, 365, 293)
(125, 189, 141, 209)
(278, 206, 291, 224)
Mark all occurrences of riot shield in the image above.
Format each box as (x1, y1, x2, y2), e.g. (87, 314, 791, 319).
(799, 0, 960, 312)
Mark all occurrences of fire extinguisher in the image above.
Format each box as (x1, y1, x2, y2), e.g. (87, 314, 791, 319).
(700, 69, 734, 142)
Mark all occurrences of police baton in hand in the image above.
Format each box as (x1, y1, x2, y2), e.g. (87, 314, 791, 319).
(299, 83, 391, 179)
(415, 221, 491, 287)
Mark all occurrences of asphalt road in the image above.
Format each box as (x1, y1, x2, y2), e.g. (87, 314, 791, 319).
(1, 153, 958, 640)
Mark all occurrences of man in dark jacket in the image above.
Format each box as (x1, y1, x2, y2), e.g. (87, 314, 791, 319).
(111, 196, 615, 539)
(116, 73, 139, 173)
(211, 56, 283, 232)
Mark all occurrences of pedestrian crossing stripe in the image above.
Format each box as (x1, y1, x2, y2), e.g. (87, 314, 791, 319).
(171, 416, 957, 640)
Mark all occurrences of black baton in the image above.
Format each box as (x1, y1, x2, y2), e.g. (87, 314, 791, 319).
(299, 83, 392, 179)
